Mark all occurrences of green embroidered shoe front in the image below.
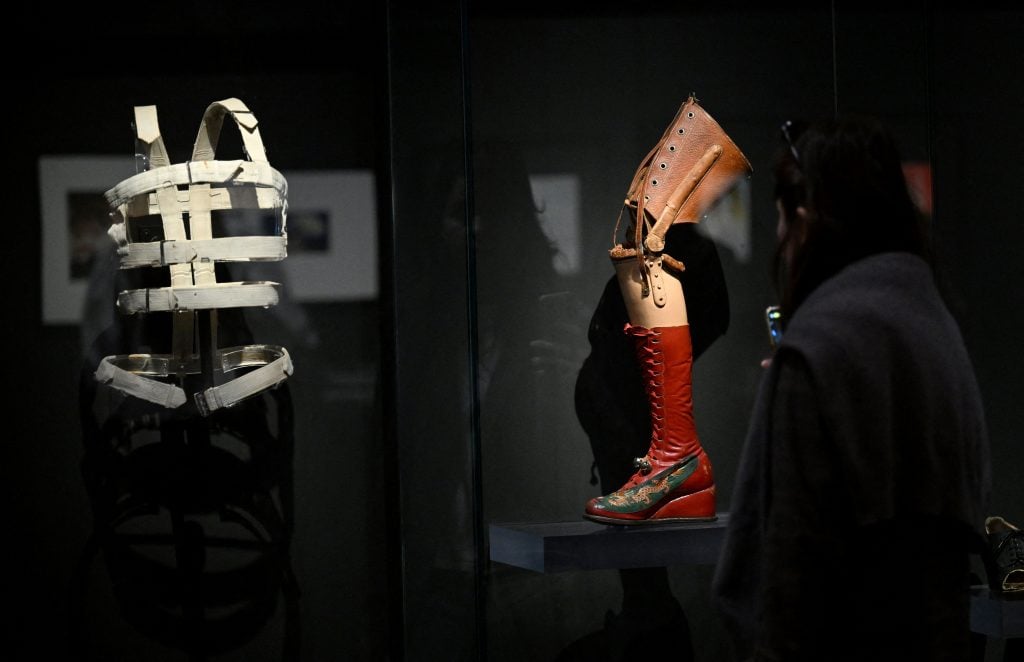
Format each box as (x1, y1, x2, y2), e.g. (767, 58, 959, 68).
(594, 455, 698, 514)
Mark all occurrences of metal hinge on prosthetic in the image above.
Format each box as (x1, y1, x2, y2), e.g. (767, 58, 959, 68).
(612, 142, 724, 298)
(610, 95, 757, 303)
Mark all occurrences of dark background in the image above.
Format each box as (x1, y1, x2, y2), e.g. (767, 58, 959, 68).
(3, 2, 1021, 661)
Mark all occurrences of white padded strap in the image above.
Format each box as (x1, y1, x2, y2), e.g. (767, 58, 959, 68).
(189, 183, 216, 286)
(96, 345, 292, 415)
(95, 356, 187, 408)
(105, 161, 286, 211)
(115, 236, 288, 267)
(134, 106, 171, 168)
(118, 182, 278, 218)
(155, 186, 193, 288)
(134, 105, 193, 289)
(192, 98, 268, 163)
(195, 346, 293, 416)
(118, 281, 281, 314)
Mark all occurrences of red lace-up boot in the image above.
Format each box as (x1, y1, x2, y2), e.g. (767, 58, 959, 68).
(584, 324, 715, 524)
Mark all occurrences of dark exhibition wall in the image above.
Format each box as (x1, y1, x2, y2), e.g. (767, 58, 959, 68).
(3, 3, 1022, 661)
(466, 6, 1023, 661)
(5, 6, 393, 661)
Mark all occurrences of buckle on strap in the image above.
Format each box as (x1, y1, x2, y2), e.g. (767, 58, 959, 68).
(98, 345, 293, 415)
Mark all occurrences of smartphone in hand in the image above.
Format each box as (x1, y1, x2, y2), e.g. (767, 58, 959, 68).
(765, 305, 783, 350)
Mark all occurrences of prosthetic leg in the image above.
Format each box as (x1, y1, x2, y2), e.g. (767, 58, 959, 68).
(585, 96, 751, 525)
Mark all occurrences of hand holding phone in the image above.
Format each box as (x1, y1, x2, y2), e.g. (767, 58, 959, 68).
(765, 305, 783, 351)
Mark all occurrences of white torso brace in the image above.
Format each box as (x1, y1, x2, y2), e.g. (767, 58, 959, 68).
(95, 98, 293, 415)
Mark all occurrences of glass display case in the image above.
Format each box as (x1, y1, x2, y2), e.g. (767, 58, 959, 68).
(6, 2, 1022, 661)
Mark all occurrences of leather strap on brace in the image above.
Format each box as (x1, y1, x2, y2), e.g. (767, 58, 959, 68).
(609, 95, 752, 301)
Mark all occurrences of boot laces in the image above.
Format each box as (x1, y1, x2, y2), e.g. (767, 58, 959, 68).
(640, 337, 667, 465)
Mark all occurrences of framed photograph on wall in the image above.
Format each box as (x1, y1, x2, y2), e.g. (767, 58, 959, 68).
(39, 155, 136, 325)
(278, 170, 377, 302)
(530, 173, 581, 277)
(39, 160, 378, 325)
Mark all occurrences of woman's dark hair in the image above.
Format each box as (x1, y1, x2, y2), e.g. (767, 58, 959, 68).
(773, 115, 930, 318)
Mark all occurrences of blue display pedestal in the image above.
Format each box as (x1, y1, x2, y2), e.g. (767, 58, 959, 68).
(488, 513, 729, 573)
(970, 586, 1024, 639)
(490, 517, 1022, 642)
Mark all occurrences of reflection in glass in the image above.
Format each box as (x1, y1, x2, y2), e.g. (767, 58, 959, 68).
(72, 379, 300, 660)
